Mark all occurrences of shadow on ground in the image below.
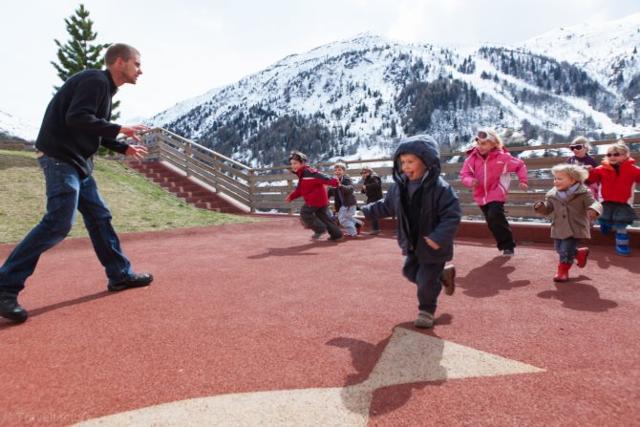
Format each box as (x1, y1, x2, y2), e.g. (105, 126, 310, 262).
(326, 316, 451, 417)
(457, 256, 531, 298)
(537, 280, 618, 312)
(0, 291, 114, 330)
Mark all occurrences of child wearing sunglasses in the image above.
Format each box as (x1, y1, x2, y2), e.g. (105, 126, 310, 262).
(588, 141, 640, 256)
(534, 164, 601, 282)
(460, 128, 528, 256)
(566, 136, 597, 169)
(566, 136, 599, 199)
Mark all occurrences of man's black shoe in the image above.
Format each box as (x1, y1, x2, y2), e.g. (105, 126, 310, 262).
(108, 273, 154, 292)
(0, 295, 28, 323)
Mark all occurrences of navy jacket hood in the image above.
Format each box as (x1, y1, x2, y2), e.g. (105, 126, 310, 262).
(392, 135, 441, 187)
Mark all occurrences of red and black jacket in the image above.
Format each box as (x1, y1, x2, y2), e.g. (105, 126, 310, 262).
(287, 165, 339, 208)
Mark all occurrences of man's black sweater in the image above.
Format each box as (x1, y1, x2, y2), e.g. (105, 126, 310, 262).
(35, 69, 129, 178)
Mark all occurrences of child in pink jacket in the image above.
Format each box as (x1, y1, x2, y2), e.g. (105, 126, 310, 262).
(460, 128, 529, 256)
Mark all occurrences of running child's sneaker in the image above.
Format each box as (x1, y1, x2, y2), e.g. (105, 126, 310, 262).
(441, 265, 456, 296)
(414, 311, 434, 329)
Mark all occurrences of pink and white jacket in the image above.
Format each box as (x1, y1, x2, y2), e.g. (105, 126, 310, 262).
(460, 147, 528, 206)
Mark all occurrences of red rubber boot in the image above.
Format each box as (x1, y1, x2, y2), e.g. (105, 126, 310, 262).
(553, 263, 571, 282)
(576, 247, 589, 268)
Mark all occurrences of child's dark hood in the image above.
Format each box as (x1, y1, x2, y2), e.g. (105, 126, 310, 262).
(392, 135, 441, 186)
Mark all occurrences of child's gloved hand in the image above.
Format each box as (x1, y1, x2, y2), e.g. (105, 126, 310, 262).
(533, 201, 545, 213)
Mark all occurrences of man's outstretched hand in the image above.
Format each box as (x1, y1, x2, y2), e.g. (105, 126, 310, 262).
(125, 144, 149, 160)
(120, 124, 151, 142)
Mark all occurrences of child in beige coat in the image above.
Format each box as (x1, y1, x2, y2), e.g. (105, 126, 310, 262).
(534, 164, 602, 282)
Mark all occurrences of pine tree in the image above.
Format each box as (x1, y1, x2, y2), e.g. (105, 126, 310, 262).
(50, 4, 118, 118)
(51, 4, 107, 84)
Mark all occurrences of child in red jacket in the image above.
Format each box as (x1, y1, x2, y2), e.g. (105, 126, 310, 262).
(285, 151, 343, 241)
(588, 141, 640, 256)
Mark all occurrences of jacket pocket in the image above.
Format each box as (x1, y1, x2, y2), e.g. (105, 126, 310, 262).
(416, 236, 446, 260)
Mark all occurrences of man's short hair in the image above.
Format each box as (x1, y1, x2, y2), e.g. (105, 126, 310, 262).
(104, 43, 139, 66)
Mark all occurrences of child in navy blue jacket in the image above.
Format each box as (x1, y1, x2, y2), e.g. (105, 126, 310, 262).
(362, 135, 461, 328)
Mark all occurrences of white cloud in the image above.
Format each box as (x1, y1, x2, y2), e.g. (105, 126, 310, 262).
(0, 0, 637, 125)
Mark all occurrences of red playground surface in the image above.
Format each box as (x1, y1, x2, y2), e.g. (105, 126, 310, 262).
(0, 217, 638, 426)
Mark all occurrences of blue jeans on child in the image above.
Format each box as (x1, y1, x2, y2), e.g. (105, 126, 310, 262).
(337, 205, 357, 236)
(402, 254, 445, 314)
(0, 155, 133, 296)
(554, 238, 578, 264)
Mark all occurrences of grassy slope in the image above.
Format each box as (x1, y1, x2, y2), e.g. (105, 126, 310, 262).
(0, 150, 253, 244)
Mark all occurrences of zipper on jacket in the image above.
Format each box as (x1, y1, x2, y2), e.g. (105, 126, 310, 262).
(483, 158, 488, 205)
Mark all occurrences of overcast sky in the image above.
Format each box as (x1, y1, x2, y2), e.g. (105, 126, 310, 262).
(1, 0, 638, 125)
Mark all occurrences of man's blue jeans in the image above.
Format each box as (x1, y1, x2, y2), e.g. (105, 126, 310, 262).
(0, 155, 132, 296)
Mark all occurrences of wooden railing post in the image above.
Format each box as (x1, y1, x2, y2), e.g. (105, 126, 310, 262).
(142, 133, 160, 160)
(185, 141, 192, 177)
(248, 169, 256, 213)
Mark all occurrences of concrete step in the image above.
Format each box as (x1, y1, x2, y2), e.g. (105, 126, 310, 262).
(194, 201, 237, 213)
(127, 160, 242, 214)
(128, 161, 159, 173)
(152, 178, 188, 187)
(151, 176, 196, 187)
(149, 172, 189, 181)
(151, 170, 178, 178)
(167, 185, 202, 194)
(150, 175, 170, 183)
(184, 196, 212, 204)
(189, 194, 234, 205)
(175, 190, 212, 199)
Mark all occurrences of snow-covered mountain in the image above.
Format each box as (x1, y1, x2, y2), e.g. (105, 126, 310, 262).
(522, 12, 640, 104)
(0, 109, 38, 142)
(149, 15, 640, 167)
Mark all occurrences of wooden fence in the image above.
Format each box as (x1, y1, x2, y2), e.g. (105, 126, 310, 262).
(0, 139, 34, 151)
(141, 128, 640, 221)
